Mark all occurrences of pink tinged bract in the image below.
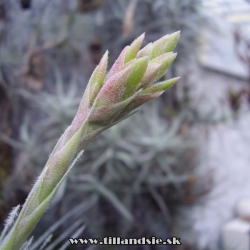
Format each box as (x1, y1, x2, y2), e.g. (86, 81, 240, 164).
(139, 63, 161, 88)
(95, 65, 132, 107)
(137, 42, 153, 58)
(105, 46, 129, 81)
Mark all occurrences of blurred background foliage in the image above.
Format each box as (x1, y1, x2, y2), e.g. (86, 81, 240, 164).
(0, 0, 213, 249)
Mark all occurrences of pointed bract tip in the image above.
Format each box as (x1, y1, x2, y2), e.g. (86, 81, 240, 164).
(142, 77, 180, 94)
(170, 31, 180, 40)
(103, 50, 109, 57)
(166, 30, 180, 37)
(174, 77, 181, 84)
(170, 52, 178, 60)
(137, 32, 145, 40)
(100, 50, 109, 64)
(174, 30, 181, 35)
(130, 33, 145, 49)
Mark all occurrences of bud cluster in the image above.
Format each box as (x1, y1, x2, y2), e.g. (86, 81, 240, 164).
(68, 31, 180, 150)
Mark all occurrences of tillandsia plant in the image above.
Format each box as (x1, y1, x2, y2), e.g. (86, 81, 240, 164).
(0, 31, 180, 250)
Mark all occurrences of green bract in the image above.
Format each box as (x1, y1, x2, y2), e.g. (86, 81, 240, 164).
(0, 31, 180, 250)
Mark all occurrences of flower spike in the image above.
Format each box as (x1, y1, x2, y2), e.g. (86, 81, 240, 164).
(0, 31, 180, 250)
